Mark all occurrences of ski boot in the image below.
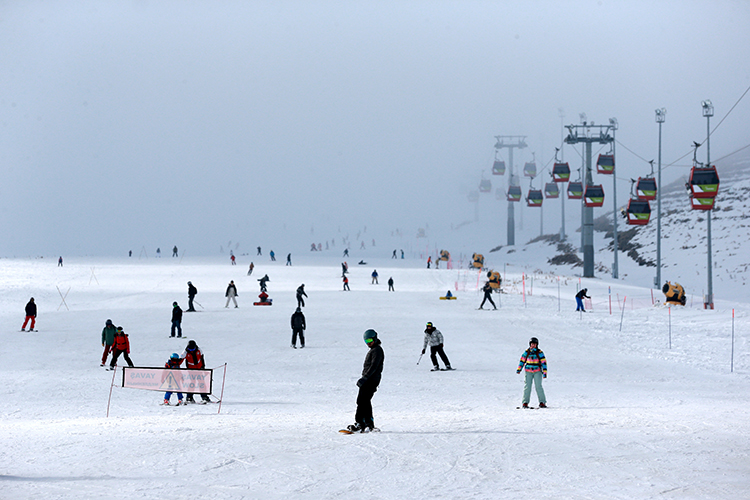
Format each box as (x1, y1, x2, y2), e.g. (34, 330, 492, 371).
(346, 422, 364, 433)
(163, 399, 170, 405)
(538, 402, 547, 408)
(430, 366, 440, 371)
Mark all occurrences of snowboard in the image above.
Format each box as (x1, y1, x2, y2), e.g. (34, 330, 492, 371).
(339, 428, 380, 434)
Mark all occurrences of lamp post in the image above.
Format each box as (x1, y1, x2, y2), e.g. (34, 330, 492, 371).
(702, 100, 714, 309)
(609, 117, 619, 279)
(655, 108, 666, 290)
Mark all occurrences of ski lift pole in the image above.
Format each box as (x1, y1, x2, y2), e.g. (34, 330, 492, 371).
(557, 276, 560, 312)
(619, 296, 627, 332)
(731, 309, 735, 373)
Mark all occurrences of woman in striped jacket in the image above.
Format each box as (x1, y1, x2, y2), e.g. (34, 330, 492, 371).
(516, 337, 547, 408)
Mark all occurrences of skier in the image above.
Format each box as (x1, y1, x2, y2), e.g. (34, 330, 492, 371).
(341, 262, 349, 276)
(296, 284, 307, 308)
(343, 248, 349, 257)
(182, 340, 211, 403)
(270, 250, 276, 261)
(258, 274, 270, 292)
(101, 319, 117, 366)
(58, 256, 63, 267)
(163, 353, 184, 405)
(388, 277, 394, 291)
(286, 253, 292, 266)
(257, 246, 262, 255)
(225, 280, 238, 308)
(346, 329, 384, 433)
(290, 307, 306, 349)
(392, 249, 397, 259)
(516, 337, 547, 408)
(427, 256, 431, 269)
(343, 275, 350, 291)
(479, 281, 497, 310)
(172, 246, 178, 257)
(421, 322, 452, 371)
(109, 326, 134, 370)
(187, 281, 198, 312)
(371, 269, 379, 284)
(156, 248, 161, 257)
(247, 262, 254, 276)
(230, 254, 236, 265)
(21, 297, 36, 331)
(171, 302, 183, 338)
(575, 288, 590, 312)
(401, 249, 404, 259)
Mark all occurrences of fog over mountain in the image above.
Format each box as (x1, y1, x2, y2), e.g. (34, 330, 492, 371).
(2, 1, 749, 257)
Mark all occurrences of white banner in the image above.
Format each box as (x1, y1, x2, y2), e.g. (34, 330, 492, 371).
(121, 367, 213, 394)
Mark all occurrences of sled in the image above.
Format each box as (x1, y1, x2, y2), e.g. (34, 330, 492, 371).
(253, 301, 273, 306)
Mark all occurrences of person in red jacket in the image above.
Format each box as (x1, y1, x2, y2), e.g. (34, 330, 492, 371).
(109, 326, 134, 370)
(182, 340, 211, 403)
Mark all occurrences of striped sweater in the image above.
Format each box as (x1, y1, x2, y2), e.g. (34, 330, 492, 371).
(517, 348, 547, 375)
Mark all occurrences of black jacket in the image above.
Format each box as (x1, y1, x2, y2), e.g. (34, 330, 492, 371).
(358, 340, 384, 389)
(188, 284, 198, 298)
(25, 300, 36, 317)
(576, 289, 590, 299)
(291, 311, 306, 330)
(172, 305, 183, 322)
(296, 286, 307, 298)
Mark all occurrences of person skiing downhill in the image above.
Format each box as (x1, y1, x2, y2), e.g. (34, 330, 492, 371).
(171, 302, 183, 338)
(479, 281, 497, 310)
(516, 337, 547, 408)
(163, 353, 184, 405)
(21, 297, 37, 331)
(346, 329, 384, 433)
(343, 275, 350, 291)
(421, 322, 452, 371)
(109, 326, 134, 370)
(182, 340, 211, 403)
(290, 307, 306, 348)
(187, 281, 198, 312)
(576, 288, 590, 312)
(296, 284, 307, 308)
(101, 319, 117, 366)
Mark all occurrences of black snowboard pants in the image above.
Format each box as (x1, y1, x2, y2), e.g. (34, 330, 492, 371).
(292, 328, 305, 347)
(430, 345, 451, 368)
(480, 292, 496, 309)
(355, 383, 378, 428)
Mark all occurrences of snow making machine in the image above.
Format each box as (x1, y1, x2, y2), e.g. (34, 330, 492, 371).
(486, 270, 502, 290)
(662, 281, 687, 306)
(471, 253, 485, 270)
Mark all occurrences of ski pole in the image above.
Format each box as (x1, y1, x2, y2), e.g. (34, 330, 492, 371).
(417, 353, 423, 365)
(193, 300, 204, 309)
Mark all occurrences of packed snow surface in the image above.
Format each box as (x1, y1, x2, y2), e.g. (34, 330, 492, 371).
(1, 255, 748, 499)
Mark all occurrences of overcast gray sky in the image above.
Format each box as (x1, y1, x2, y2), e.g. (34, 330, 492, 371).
(2, 0, 749, 256)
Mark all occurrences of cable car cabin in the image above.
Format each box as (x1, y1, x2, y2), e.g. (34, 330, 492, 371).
(523, 162, 537, 178)
(507, 185, 522, 202)
(552, 162, 571, 182)
(526, 189, 543, 207)
(636, 177, 657, 201)
(544, 182, 559, 199)
(471, 253, 484, 269)
(479, 179, 492, 193)
(492, 160, 506, 176)
(596, 154, 615, 174)
(487, 270, 502, 290)
(584, 184, 605, 207)
(625, 199, 651, 225)
(688, 166, 720, 198)
(567, 181, 583, 200)
(690, 195, 716, 211)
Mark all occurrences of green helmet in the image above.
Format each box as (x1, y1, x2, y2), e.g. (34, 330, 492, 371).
(363, 329, 378, 343)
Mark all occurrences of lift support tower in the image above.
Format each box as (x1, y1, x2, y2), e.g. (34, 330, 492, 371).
(564, 124, 614, 277)
(494, 135, 527, 246)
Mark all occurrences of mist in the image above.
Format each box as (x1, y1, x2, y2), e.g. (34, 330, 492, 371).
(2, 0, 749, 256)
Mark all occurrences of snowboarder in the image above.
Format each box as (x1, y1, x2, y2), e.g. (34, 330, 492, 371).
(346, 329, 384, 433)
(343, 275, 350, 291)
(101, 319, 117, 366)
(270, 250, 276, 261)
(171, 302, 183, 338)
(388, 277, 394, 291)
(290, 307, 306, 348)
(163, 353, 184, 405)
(187, 281, 198, 312)
(247, 262, 254, 276)
(258, 274, 270, 292)
(516, 337, 547, 408)
(575, 288, 590, 312)
(21, 297, 36, 331)
(109, 326, 134, 370)
(371, 269, 379, 284)
(421, 322, 452, 371)
(182, 340, 211, 403)
(225, 280, 238, 308)
(296, 284, 307, 308)
(479, 281, 497, 310)
(427, 256, 432, 269)
(286, 253, 292, 266)
(172, 246, 178, 257)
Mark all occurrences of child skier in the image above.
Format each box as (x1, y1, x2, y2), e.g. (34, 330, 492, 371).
(163, 353, 184, 405)
(421, 322, 452, 371)
(516, 337, 547, 408)
(109, 326, 134, 370)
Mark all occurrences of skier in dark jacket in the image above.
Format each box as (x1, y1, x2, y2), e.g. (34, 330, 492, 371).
(258, 274, 270, 292)
(296, 284, 307, 308)
(388, 277, 394, 291)
(347, 329, 384, 433)
(171, 302, 183, 338)
(290, 307, 306, 348)
(575, 288, 590, 312)
(479, 281, 497, 310)
(101, 318, 117, 366)
(21, 297, 37, 331)
(187, 282, 198, 311)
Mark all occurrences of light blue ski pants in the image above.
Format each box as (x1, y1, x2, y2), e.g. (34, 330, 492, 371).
(523, 371, 546, 405)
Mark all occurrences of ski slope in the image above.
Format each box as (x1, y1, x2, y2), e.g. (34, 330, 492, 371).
(1, 255, 748, 499)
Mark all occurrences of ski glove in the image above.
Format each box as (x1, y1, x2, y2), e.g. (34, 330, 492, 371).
(356, 378, 363, 387)
(421, 349, 426, 355)
(516, 369, 521, 374)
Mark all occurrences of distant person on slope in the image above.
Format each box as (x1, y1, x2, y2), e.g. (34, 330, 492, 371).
(346, 329, 384, 433)
(343, 275, 350, 291)
(516, 337, 547, 408)
(101, 319, 117, 366)
(421, 322, 452, 371)
(575, 288, 590, 312)
(172, 246, 178, 257)
(225, 280, 238, 308)
(21, 297, 36, 332)
(171, 302, 183, 338)
(388, 277, 394, 291)
(371, 269, 379, 284)
(247, 262, 254, 276)
(187, 281, 198, 311)
(286, 253, 292, 266)
(296, 284, 307, 308)
(479, 281, 497, 310)
(290, 307, 306, 349)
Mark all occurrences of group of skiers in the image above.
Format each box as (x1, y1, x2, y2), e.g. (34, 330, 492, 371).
(162, 340, 212, 405)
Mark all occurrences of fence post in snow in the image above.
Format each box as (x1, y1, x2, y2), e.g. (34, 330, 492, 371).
(558, 276, 561, 312)
(731, 309, 735, 373)
(619, 295, 627, 331)
(669, 306, 672, 349)
(609, 286, 612, 315)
